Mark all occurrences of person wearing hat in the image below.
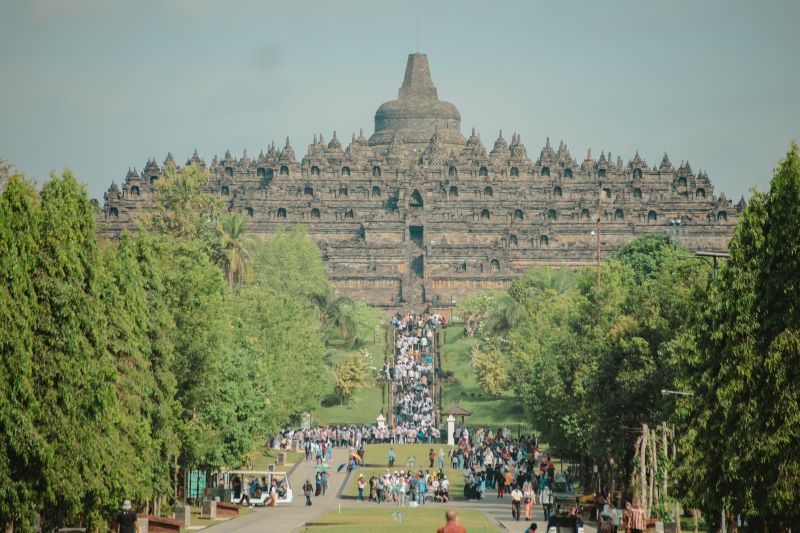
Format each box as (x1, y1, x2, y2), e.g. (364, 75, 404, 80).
(303, 478, 314, 506)
(357, 473, 366, 501)
(115, 500, 139, 533)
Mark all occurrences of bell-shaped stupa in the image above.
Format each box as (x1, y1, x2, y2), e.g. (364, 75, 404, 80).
(369, 53, 465, 153)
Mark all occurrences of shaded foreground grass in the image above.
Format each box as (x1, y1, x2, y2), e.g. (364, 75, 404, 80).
(301, 506, 499, 532)
(344, 443, 465, 500)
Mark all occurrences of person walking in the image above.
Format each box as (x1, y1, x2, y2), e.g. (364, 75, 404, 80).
(321, 470, 329, 496)
(626, 501, 647, 533)
(523, 481, 536, 520)
(388, 447, 396, 467)
(115, 500, 139, 533)
(376, 474, 385, 504)
(541, 483, 553, 520)
(303, 479, 314, 506)
(497, 468, 505, 498)
(511, 484, 523, 521)
(524, 523, 538, 533)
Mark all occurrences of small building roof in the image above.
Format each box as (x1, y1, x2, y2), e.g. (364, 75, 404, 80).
(441, 403, 473, 416)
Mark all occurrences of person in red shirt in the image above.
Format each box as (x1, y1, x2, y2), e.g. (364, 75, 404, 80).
(437, 510, 467, 533)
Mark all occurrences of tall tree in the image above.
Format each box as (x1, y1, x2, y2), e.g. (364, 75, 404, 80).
(219, 214, 256, 288)
(679, 143, 800, 530)
(0, 171, 49, 532)
(252, 225, 329, 306)
(143, 164, 222, 245)
(33, 172, 120, 529)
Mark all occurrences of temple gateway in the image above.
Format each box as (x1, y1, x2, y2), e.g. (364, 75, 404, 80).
(99, 53, 743, 310)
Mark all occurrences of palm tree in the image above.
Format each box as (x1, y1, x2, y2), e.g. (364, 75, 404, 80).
(219, 214, 256, 288)
(490, 293, 523, 336)
(314, 290, 359, 347)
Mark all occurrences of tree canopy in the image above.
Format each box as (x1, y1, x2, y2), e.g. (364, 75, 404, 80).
(0, 165, 377, 530)
(678, 143, 800, 529)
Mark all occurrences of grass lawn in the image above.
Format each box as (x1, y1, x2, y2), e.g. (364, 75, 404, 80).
(249, 448, 304, 470)
(301, 506, 499, 532)
(343, 443, 466, 500)
(314, 337, 390, 425)
(439, 326, 529, 430)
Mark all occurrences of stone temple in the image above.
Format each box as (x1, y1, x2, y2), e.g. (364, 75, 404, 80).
(99, 53, 743, 310)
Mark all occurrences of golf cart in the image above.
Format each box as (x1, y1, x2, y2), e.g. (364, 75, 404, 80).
(547, 476, 584, 533)
(221, 470, 293, 506)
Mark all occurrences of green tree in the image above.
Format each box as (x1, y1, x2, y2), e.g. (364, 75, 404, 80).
(678, 143, 800, 530)
(252, 225, 328, 306)
(455, 291, 503, 338)
(0, 170, 49, 532)
(470, 346, 509, 397)
(32, 172, 121, 530)
(97, 234, 180, 509)
(156, 238, 231, 470)
(228, 283, 326, 432)
(489, 292, 523, 336)
(143, 164, 222, 244)
(130, 234, 180, 505)
(332, 352, 369, 405)
(613, 233, 678, 284)
(484, 243, 709, 494)
(317, 293, 358, 346)
(219, 214, 256, 288)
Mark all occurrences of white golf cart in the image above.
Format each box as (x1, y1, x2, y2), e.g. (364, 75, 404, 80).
(221, 470, 293, 507)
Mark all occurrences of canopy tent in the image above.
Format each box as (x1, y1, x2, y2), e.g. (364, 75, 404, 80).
(440, 402, 473, 425)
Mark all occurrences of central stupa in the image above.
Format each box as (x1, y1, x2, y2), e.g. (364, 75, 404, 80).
(369, 53, 466, 152)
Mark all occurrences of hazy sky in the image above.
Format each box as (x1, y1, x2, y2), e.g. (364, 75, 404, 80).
(2, 0, 798, 200)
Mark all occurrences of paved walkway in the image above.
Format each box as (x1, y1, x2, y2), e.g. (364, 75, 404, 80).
(454, 498, 597, 533)
(208, 448, 352, 533)
(207, 453, 598, 532)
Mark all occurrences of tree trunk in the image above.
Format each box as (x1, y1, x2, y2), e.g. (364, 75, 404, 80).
(726, 511, 739, 533)
(662, 422, 669, 499)
(649, 429, 657, 512)
(640, 423, 648, 509)
(673, 428, 681, 532)
(632, 435, 642, 503)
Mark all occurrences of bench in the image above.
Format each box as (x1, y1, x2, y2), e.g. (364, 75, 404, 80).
(142, 515, 182, 533)
(216, 501, 241, 518)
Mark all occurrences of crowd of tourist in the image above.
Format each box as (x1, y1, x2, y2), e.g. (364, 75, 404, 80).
(390, 312, 445, 441)
(261, 308, 654, 530)
(272, 425, 391, 452)
(357, 468, 452, 505)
